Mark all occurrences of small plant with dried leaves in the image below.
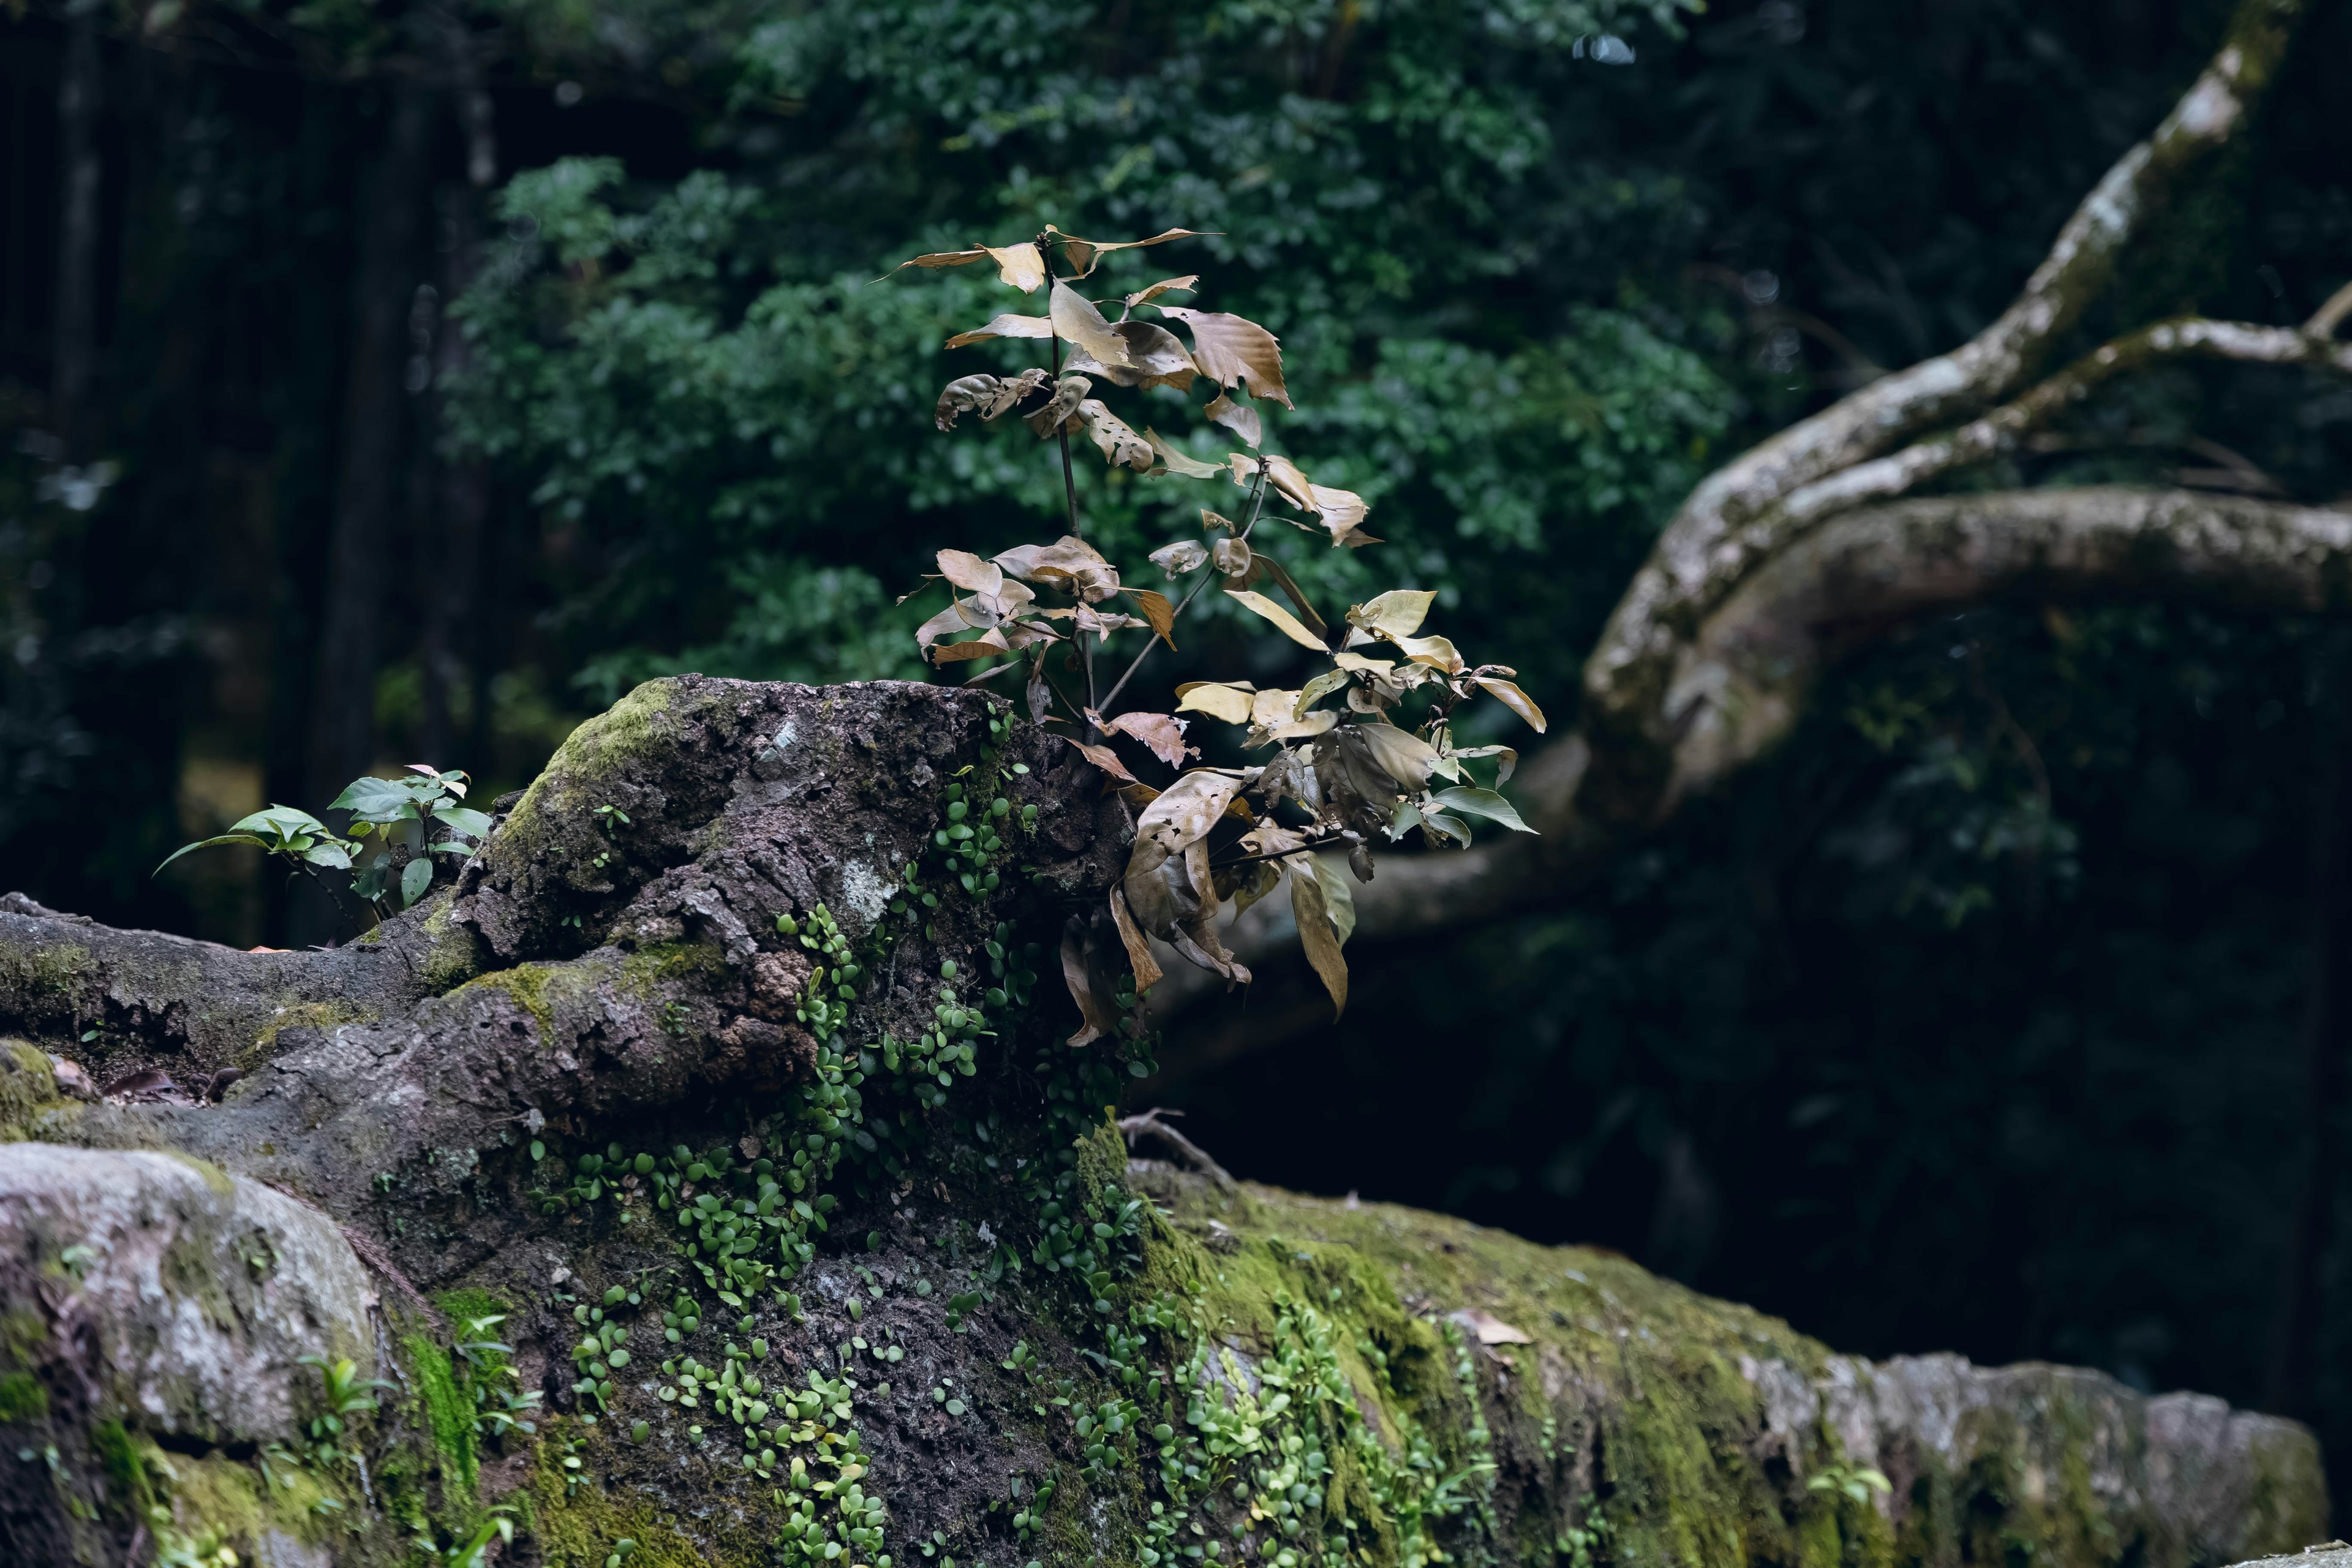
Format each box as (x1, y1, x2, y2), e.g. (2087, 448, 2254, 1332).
(888, 226, 1546, 1023)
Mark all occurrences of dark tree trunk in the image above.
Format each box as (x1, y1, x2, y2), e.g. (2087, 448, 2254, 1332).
(307, 83, 437, 816)
(2266, 627, 2352, 1414)
(50, 12, 102, 459)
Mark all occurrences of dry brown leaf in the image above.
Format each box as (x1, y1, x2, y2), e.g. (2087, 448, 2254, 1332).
(1068, 321, 1199, 390)
(1355, 722, 1441, 791)
(1148, 540, 1208, 578)
(1124, 587, 1178, 646)
(1447, 1308, 1534, 1346)
(887, 247, 987, 276)
(1023, 375, 1091, 439)
(1074, 399, 1155, 472)
(1061, 736, 1139, 783)
(1286, 854, 1348, 1019)
(1472, 676, 1548, 733)
(1097, 710, 1196, 767)
(1311, 485, 1374, 546)
(1296, 666, 1351, 715)
(1047, 225, 1213, 279)
(1050, 282, 1133, 371)
(1158, 307, 1290, 408)
(936, 549, 1005, 597)
(982, 241, 1047, 293)
(1130, 769, 1247, 873)
(1205, 393, 1262, 449)
(1226, 589, 1327, 652)
(1125, 275, 1200, 310)
(1108, 886, 1164, 993)
(1392, 632, 1464, 674)
(1348, 590, 1435, 639)
(1060, 922, 1116, 1047)
(944, 312, 1055, 349)
(995, 535, 1121, 602)
(1212, 535, 1252, 577)
(1175, 682, 1256, 725)
(930, 628, 1014, 663)
(933, 369, 1048, 430)
(1145, 431, 1226, 480)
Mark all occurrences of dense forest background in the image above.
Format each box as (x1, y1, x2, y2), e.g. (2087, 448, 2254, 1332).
(6, 0, 2352, 1510)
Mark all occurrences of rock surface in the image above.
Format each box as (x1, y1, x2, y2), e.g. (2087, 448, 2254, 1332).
(0, 677, 2325, 1568)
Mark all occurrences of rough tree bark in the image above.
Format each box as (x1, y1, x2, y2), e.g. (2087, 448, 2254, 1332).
(1158, 0, 2352, 1021)
(0, 677, 2328, 1568)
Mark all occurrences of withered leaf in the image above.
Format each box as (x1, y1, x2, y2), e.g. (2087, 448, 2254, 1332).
(1175, 682, 1257, 725)
(1024, 375, 1092, 439)
(1108, 886, 1164, 993)
(1449, 743, 1520, 784)
(1148, 540, 1209, 577)
(1472, 676, 1548, 733)
(995, 535, 1120, 602)
(886, 247, 988, 277)
(1145, 431, 1226, 480)
(1212, 535, 1253, 577)
(930, 628, 1016, 663)
(1355, 722, 1441, 791)
(981, 241, 1047, 293)
(933, 367, 1050, 431)
(1226, 589, 1328, 652)
(1157, 307, 1290, 408)
(1297, 666, 1352, 715)
(1286, 854, 1348, 1019)
(1130, 770, 1247, 873)
(1124, 587, 1178, 646)
(1062, 736, 1139, 783)
(1349, 590, 1435, 639)
(1047, 225, 1213, 279)
(1392, 632, 1464, 673)
(936, 549, 1004, 597)
(1074, 399, 1155, 472)
(1097, 710, 1196, 767)
(1125, 275, 1200, 310)
(944, 313, 1056, 350)
(1448, 1308, 1534, 1347)
(1068, 321, 1198, 390)
(1027, 655, 1051, 723)
(1049, 282, 1133, 371)
(1060, 922, 1116, 1047)
(1204, 393, 1262, 449)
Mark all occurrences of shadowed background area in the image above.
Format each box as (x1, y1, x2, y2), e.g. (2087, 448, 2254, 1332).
(5, 0, 2352, 1510)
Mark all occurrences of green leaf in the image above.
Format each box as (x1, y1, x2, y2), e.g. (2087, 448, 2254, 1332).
(1429, 786, 1533, 834)
(1310, 856, 1357, 946)
(154, 834, 268, 875)
(303, 841, 356, 870)
(401, 859, 433, 908)
(233, 805, 333, 844)
(435, 804, 495, 840)
(329, 776, 412, 820)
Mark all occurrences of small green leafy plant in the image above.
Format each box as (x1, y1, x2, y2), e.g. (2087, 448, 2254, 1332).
(1808, 1461, 1893, 1506)
(889, 227, 1547, 1019)
(157, 764, 491, 929)
(294, 1354, 393, 1469)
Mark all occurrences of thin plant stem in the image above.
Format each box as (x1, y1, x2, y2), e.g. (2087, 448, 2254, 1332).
(1040, 228, 1096, 731)
(1094, 459, 1273, 720)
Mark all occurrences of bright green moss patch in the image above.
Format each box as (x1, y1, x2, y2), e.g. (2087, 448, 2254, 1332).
(0, 1370, 47, 1422)
(620, 941, 725, 997)
(0, 1040, 67, 1139)
(405, 1333, 479, 1496)
(249, 1000, 374, 1064)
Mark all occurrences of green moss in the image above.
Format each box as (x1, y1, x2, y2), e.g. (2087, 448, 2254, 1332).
(0, 941, 89, 998)
(405, 1332, 480, 1496)
(162, 1151, 238, 1198)
(525, 1420, 735, 1568)
(248, 1000, 374, 1065)
(134, 1432, 338, 1556)
(620, 941, 725, 997)
(0, 1370, 46, 1422)
(418, 900, 489, 993)
(454, 963, 564, 1039)
(496, 679, 679, 865)
(0, 1039, 67, 1140)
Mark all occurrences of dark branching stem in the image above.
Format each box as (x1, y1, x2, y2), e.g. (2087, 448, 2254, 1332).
(1039, 232, 1098, 729)
(1095, 460, 1274, 720)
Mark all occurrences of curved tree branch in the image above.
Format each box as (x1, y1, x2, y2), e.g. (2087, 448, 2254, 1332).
(1577, 0, 2307, 825)
(1156, 488, 2352, 1024)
